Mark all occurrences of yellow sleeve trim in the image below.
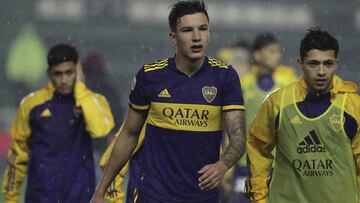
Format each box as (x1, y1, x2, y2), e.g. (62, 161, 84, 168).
(222, 105, 245, 111)
(129, 103, 150, 110)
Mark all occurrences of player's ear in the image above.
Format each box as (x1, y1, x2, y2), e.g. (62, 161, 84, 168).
(297, 58, 304, 69)
(253, 51, 261, 63)
(169, 32, 177, 45)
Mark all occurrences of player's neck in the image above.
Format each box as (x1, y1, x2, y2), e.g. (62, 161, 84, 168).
(306, 82, 333, 97)
(257, 64, 274, 76)
(175, 54, 205, 77)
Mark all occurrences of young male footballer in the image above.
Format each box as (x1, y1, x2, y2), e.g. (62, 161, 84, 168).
(91, 1, 246, 202)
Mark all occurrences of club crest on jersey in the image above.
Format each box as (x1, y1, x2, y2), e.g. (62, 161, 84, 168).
(329, 114, 341, 132)
(202, 86, 217, 103)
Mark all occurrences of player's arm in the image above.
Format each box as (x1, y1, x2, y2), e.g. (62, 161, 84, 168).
(91, 107, 146, 203)
(199, 65, 246, 190)
(2, 101, 31, 203)
(199, 110, 245, 190)
(245, 95, 278, 203)
(222, 110, 246, 167)
(74, 63, 115, 138)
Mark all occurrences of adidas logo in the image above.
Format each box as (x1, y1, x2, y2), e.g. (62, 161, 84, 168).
(291, 115, 302, 124)
(158, 89, 171, 98)
(40, 108, 52, 117)
(297, 130, 326, 154)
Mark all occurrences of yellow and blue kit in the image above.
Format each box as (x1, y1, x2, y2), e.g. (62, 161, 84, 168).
(129, 56, 244, 202)
(2, 82, 114, 203)
(246, 76, 360, 203)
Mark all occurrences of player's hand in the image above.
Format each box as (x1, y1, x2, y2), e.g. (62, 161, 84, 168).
(89, 193, 105, 203)
(76, 61, 85, 83)
(198, 160, 228, 190)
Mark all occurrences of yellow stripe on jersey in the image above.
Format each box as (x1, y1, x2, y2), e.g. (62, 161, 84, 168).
(129, 103, 150, 110)
(147, 102, 223, 131)
(134, 188, 139, 203)
(143, 58, 168, 68)
(144, 61, 168, 69)
(144, 65, 168, 72)
(144, 59, 169, 72)
(222, 105, 245, 111)
(208, 57, 228, 69)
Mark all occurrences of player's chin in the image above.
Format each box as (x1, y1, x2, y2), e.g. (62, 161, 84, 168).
(188, 52, 205, 60)
(312, 85, 329, 94)
(58, 87, 73, 94)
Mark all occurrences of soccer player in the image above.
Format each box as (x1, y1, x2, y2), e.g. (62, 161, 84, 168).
(91, 1, 246, 203)
(244, 33, 297, 129)
(246, 28, 360, 203)
(234, 33, 298, 202)
(2, 44, 115, 203)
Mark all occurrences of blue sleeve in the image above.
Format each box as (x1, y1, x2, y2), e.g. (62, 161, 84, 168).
(344, 111, 358, 140)
(221, 65, 245, 111)
(129, 67, 150, 111)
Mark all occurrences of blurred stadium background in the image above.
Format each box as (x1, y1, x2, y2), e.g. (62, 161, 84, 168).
(0, 0, 359, 202)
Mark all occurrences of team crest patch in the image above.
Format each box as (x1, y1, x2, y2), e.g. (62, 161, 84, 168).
(130, 77, 136, 91)
(202, 86, 217, 103)
(329, 114, 341, 132)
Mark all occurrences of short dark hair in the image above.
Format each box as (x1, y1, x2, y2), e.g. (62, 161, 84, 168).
(47, 44, 79, 68)
(300, 27, 339, 59)
(252, 32, 278, 52)
(168, 0, 209, 32)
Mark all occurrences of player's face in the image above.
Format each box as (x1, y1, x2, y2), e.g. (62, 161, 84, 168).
(170, 12, 210, 61)
(298, 49, 338, 94)
(48, 61, 76, 94)
(254, 43, 282, 70)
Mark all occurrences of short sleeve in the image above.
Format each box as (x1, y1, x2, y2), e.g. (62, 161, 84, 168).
(129, 67, 150, 111)
(221, 65, 245, 111)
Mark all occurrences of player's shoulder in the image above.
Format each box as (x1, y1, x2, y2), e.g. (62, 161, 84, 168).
(19, 86, 53, 111)
(206, 56, 239, 80)
(277, 65, 295, 72)
(274, 65, 298, 85)
(207, 56, 231, 70)
(267, 82, 297, 104)
(266, 87, 284, 102)
(347, 92, 360, 104)
(240, 72, 256, 89)
(93, 93, 109, 103)
(345, 92, 360, 120)
(142, 57, 170, 73)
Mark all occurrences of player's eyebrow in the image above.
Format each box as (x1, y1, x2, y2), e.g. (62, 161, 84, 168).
(53, 67, 73, 74)
(180, 26, 193, 31)
(199, 24, 209, 29)
(323, 59, 335, 63)
(307, 60, 321, 64)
